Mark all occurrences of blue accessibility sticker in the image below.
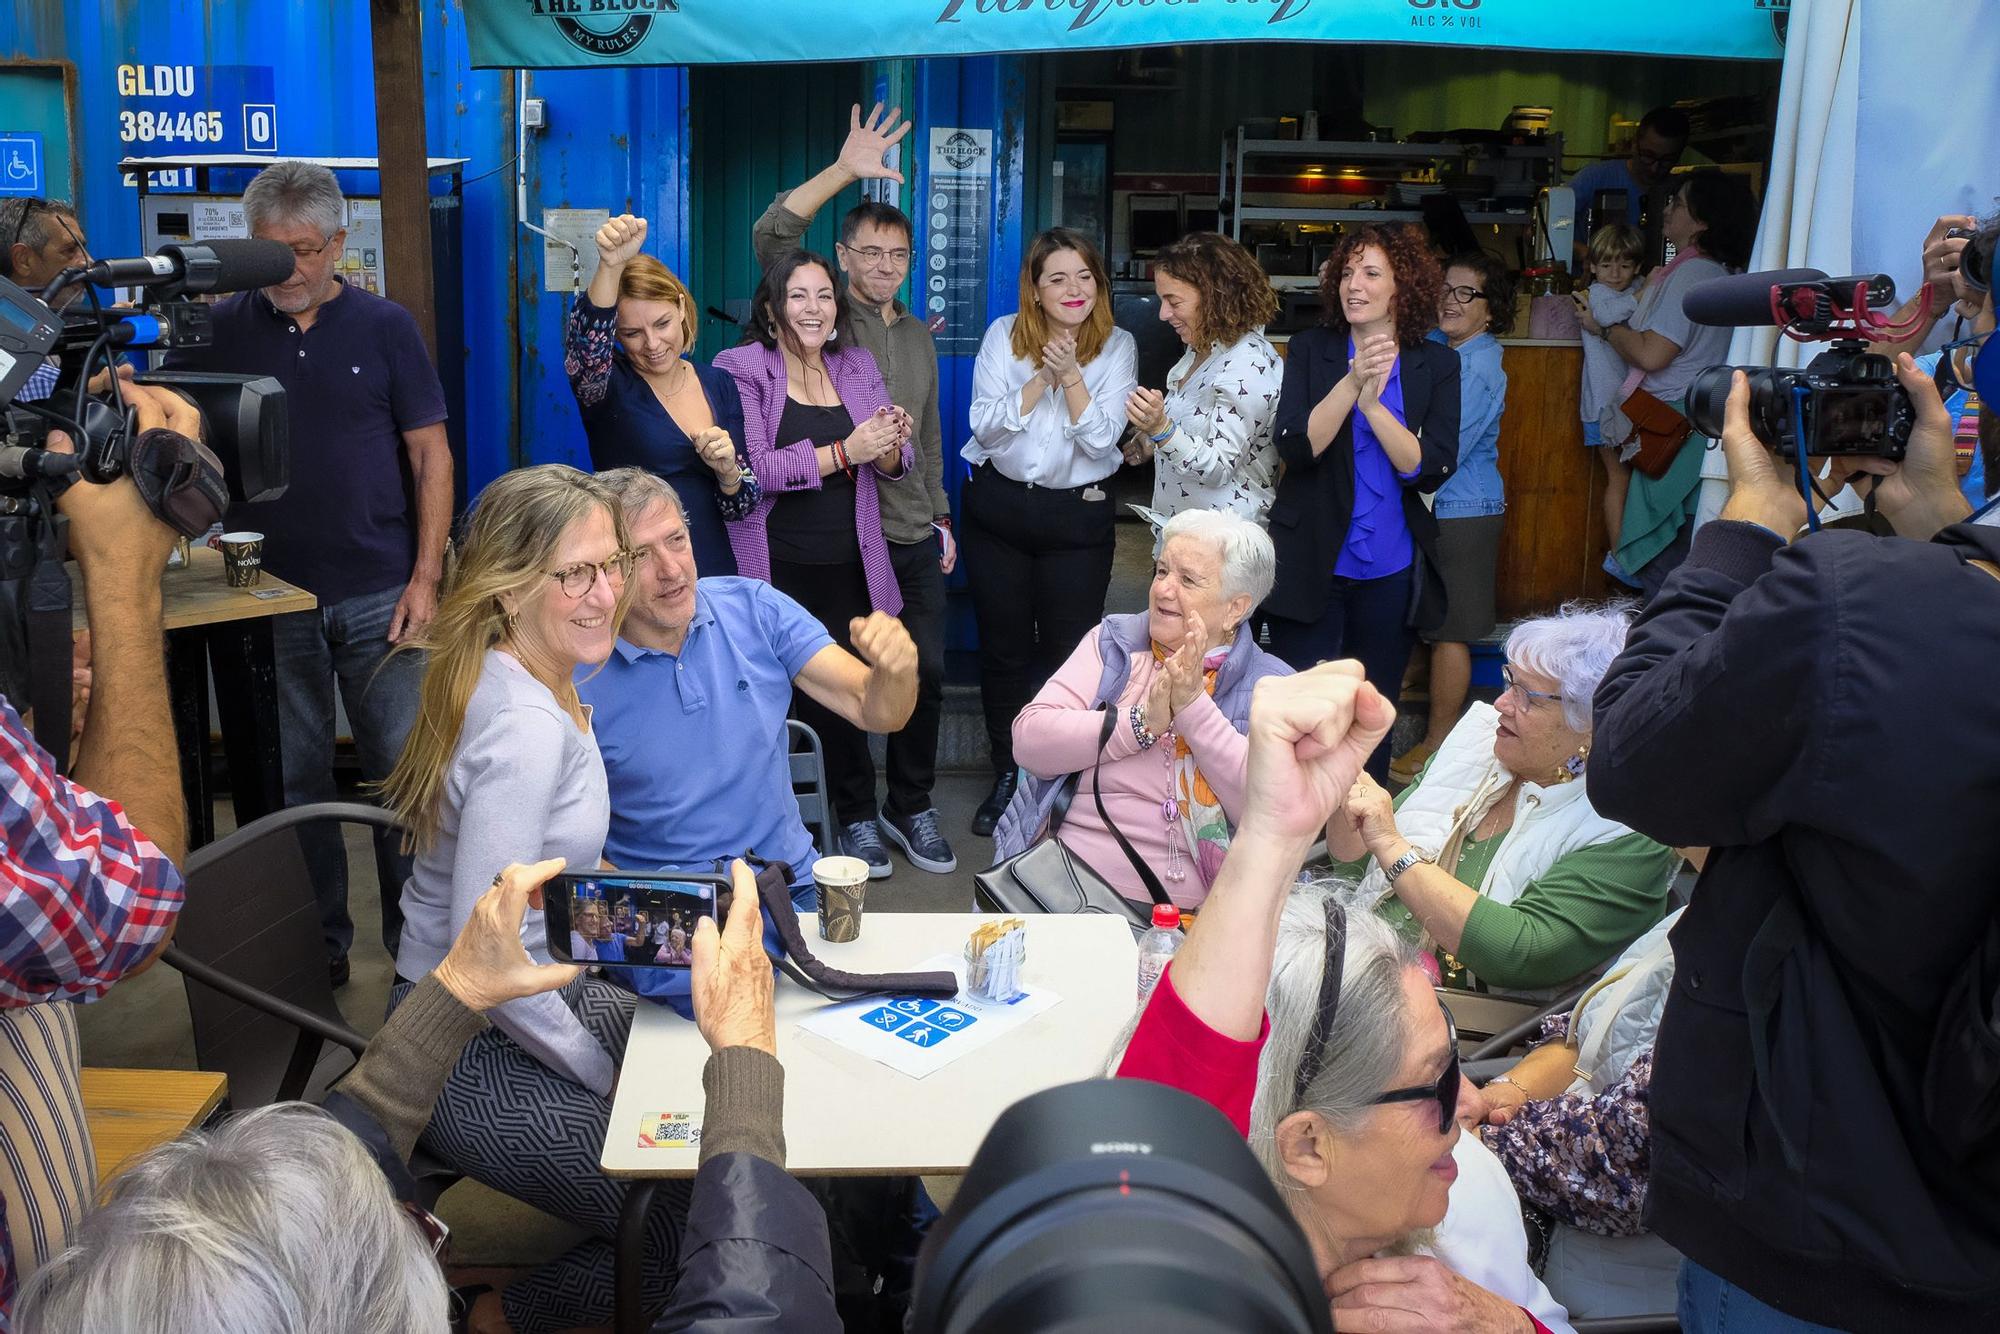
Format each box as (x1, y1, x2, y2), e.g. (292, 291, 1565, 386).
(889, 997, 941, 1017)
(860, 1006, 911, 1033)
(927, 1007, 976, 1032)
(895, 1022, 948, 1047)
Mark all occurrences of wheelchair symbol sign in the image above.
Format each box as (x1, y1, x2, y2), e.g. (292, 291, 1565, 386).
(0, 133, 44, 198)
(890, 998, 940, 1018)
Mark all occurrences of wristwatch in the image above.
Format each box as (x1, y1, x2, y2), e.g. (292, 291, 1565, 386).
(1384, 846, 1433, 885)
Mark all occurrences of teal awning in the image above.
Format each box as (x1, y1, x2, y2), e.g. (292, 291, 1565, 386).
(467, 1, 1787, 68)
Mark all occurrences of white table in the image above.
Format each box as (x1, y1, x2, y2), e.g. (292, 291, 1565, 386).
(601, 912, 1137, 1334)
(602, 911, 1138, 1179)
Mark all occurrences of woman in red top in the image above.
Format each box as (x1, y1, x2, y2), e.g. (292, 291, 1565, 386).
(1117, 667, 1563, 1334)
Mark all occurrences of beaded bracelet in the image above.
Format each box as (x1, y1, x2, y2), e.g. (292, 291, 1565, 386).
(1130, 704, 1160, 750)
(831, 439, 852, 472)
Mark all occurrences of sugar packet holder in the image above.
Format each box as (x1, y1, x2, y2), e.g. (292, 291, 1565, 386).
(965, 918, 1027, 1003)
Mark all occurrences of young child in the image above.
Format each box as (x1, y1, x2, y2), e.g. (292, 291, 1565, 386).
(1574, 224, 1645, 559)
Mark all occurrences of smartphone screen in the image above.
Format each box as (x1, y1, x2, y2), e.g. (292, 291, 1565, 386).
(544, 872, 726, 970)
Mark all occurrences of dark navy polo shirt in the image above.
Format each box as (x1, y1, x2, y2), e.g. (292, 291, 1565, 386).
(162, 279, 447, 603)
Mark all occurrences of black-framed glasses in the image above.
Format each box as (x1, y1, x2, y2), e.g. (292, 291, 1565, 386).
(1368, 1002, 1461, 1135)
(1442, 284, 1488, 307)
(1500, 664, 1563, 710)
(548, 551, 634, 598)
(839, 242, 911, 268)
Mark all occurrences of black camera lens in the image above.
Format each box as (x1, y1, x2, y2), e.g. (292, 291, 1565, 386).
(913, 1080, 1331, 1334)
(1963, 224, 1992, 295)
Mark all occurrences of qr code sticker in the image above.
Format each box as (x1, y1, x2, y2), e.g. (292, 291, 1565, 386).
(638, 1112, 701, 1149)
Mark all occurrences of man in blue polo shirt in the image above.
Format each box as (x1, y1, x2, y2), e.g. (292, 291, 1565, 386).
(162, 162, 453, 986)
(578, 467, 918, 1008)
(1568, 105, 1690, 243)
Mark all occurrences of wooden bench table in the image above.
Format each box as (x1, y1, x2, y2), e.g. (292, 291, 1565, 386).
(81, 1067, 229, 1184)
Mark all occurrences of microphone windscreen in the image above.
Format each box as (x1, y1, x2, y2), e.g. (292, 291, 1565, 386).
(198, 238, 300, 294)
(1681, 267, 1827, 327)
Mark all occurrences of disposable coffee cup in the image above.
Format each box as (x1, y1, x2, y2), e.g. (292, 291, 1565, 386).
(813, 855, 870, 943)
(219, 532, 264, 588)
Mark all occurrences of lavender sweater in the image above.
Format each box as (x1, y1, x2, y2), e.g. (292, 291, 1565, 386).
(713, 340, 914, 615)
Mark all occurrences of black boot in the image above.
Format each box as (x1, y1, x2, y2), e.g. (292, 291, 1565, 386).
(971, 769, 1017, 838)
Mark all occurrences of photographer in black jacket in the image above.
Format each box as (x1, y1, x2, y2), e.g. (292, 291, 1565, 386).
(1588, 232, 2000, 1331)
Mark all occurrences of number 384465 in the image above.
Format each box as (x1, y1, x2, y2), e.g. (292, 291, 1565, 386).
(118, 109, 225, 144)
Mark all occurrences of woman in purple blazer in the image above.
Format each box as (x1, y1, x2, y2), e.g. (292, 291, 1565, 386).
(715, 250, 914, 868)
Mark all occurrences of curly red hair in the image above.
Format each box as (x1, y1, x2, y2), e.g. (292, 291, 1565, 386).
(1316, 223, 1445, 349)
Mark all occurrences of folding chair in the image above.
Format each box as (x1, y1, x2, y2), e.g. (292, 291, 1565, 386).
(787, 718, 836, 857)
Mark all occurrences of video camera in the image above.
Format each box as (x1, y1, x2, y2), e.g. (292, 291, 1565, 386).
(1681, 268, 1935, 459)
(0, 238, 294, 578)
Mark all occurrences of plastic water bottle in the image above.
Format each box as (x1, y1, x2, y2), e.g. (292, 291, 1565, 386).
(1136, 903, 1183, 1008)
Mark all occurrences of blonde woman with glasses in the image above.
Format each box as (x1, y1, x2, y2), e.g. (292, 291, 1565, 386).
(378, 466, 684, 1334)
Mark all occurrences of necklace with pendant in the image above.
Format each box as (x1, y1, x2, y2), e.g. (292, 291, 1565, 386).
(1160, 730, 1186, 883)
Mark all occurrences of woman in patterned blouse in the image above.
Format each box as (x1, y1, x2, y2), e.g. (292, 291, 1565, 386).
(1126, 232, 1285, 527)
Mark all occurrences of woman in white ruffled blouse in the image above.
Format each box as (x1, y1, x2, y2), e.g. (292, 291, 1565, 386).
(1125, 232, 1285, 527)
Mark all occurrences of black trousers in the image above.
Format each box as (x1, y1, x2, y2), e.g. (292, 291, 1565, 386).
(1264, 568, 1416, 783)
(884, 538, 945, 820)
(959, 464, 1115, 774)
(770, 558, 878, 826)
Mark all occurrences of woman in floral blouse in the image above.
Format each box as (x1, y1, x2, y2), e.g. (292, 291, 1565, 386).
(1471, 908, 1686, 1319)
(1125, 232, 1284, 527)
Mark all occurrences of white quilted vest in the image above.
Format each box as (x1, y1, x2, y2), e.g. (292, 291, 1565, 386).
(1564, 907, 1682, 1095)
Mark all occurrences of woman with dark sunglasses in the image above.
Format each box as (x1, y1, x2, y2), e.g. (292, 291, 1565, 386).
(1114, 666, 1571, 1333)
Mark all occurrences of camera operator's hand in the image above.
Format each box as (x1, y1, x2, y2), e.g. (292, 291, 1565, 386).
(1716, 370, 1809, 539)
(1868, 353, 1973, 541)
(45, 388, 188, 575)
(431, 857, 583, 1012)
(1921, 214, 1979, 312)
(691, 859, 776, 1057)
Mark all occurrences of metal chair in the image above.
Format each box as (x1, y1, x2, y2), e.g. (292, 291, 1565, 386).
(164, 801, 392, 1108)
(164, 800, 460, 1206)
(787, 718, 835, 857)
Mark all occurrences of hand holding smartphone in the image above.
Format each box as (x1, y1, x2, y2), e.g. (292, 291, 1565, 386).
(544, 871, 732, 969)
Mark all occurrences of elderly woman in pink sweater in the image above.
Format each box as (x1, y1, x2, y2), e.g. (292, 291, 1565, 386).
(991, 508, 1292, 911)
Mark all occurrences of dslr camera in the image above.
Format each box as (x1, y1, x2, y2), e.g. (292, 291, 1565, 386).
(1, 238, 294, 578)
(1681, 269, 1928, 459)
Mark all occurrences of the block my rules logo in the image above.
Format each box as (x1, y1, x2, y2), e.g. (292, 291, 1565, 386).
(525, 0, 678, 58)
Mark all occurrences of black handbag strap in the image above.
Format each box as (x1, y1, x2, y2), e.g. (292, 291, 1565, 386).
(1090, 719, 1174, 910)
(1044, 707, 1118, 837)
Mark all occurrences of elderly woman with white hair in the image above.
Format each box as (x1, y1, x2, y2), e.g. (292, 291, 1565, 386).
(992, 507, 1292, 910)
(1116, 667, 1571, 1331)
(1328, 603, 1677, 997)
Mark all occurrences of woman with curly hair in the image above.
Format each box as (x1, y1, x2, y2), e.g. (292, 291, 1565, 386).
(1125, 232, 1284, 526)
(1262, 223, 1461, 781)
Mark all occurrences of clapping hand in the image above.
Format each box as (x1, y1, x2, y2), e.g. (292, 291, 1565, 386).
(431, 858, 583, 1013)
(845, 408, 903, 465)
(692, 427, 742, 487)
(1352, 332, 1399, 406)
(1342, 772, 1401, 858)
(1163, 612, 1207, 715)
(595, 214, 647, 269)
(690, 860, 776, 1056)
(1126, 386, 1168, 437)
(1041, 334, 1080, 387)
(839, 103, 913, 186)
(1238, 664, 1396, 850)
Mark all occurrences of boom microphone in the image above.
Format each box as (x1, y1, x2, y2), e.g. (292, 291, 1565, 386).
(79, 239, 297, 299)
(1682, 268, 1899, 330)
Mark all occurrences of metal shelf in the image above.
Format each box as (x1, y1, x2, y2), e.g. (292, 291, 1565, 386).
(1235, 138, 1560, 161)
(1236, 206, 1537, 226)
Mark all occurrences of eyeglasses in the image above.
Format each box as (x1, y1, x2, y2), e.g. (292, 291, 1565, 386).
(1290, 898, 1462, 1135)
(1442, 284, 1488, 307)
(1369, 1003, 1462, 1135)
(548, 551, 634, 598)
(1500, 664, 1564, 710)
(840, 243, 911, 268)
(400, 1199, 450, 1258)
(282, 235, 337, 261)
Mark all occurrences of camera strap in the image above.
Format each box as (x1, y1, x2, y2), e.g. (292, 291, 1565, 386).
(23, 514, 72, 769)
(740, 855, 960, 1000)
(128, 428, 228, 539)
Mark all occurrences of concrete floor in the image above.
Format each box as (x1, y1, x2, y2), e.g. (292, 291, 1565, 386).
(73, 521, 1161, 1272)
